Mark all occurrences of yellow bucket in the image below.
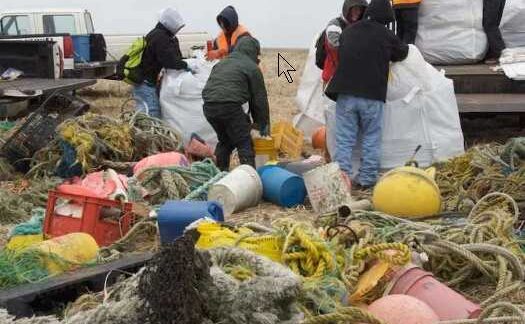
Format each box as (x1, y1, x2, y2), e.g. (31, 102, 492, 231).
(253, 138, 278, 168)
(33, 233, 99, 274)
(372, 166, 441, 219)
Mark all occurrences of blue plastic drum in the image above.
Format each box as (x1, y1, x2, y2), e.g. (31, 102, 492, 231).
(157, 201, 224, 244)
(257, 166, 307, 208)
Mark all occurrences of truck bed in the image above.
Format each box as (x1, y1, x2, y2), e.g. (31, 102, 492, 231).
(0, 78, 96, 97)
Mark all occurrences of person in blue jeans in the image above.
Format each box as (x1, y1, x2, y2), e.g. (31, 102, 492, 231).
(326, 0, 408, 189)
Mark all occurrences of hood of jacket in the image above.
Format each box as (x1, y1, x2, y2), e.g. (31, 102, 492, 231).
(365, 0, 395, 25)
(232, 36, 260, 63)
(158, 8, 185, 35)
(342, 0, 369, 18)
(217, 6, 239, 33)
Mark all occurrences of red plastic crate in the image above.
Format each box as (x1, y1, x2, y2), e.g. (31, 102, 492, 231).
(44, 191, 134, 247)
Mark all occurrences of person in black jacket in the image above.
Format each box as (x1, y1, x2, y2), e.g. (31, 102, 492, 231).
(326, 0, 409, 189)
(134, 8, 189, 118)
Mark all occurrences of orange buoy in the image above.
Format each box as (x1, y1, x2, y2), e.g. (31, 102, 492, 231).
(367, 295, 439, 324)
(312, 127, 326, 150)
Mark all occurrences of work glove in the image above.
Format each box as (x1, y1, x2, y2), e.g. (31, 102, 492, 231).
(206, 49, 226, 61)
(259, 124, 270, 137)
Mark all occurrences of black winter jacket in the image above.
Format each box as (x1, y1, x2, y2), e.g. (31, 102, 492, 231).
(141, 23, 188, 84)
(326, 0, 409, 102)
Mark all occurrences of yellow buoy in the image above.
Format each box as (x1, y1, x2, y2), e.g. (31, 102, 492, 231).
(33, 233, 99, 274)
(372, 166, 441, 219)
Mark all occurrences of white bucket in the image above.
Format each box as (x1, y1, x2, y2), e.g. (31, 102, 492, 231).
(303, 162, 352, 214)
(208, 165, 263, 217)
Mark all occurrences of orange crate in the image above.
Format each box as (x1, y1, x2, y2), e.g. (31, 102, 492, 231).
(44, 191, 134, 247)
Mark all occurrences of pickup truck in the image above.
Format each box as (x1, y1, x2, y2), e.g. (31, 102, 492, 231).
(0, 9, 211, 60)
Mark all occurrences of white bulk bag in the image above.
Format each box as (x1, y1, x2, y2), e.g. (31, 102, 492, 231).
(501, 0, 525, 48)
(160, 58, 218, 147)
(326, 45, 464, 170)
(416, 0, 487, 64)
(293, 38, 332, 140)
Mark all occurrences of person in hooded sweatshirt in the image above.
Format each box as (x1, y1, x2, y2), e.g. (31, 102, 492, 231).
(322, 0, 368, 86)
(202, 36, 269, 171)
(207, 6, 252, 60)
(134, 8, 188, 118)
(326, 0, 409, 190)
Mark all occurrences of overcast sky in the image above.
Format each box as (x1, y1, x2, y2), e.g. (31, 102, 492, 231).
(3, 0, 347, 48)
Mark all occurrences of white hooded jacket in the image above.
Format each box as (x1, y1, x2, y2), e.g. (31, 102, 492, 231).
(159, 8, 185, 35)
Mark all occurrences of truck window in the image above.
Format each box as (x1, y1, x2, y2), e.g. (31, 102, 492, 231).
(43, 15, 76, 34)
(85, 12, 94, 34)
(0, 15, 31, 35)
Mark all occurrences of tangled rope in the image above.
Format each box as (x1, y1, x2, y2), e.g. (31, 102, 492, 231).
(346, 190, 525, 322)
(138, 159, 223, 204)
(28, 112, 182, 178)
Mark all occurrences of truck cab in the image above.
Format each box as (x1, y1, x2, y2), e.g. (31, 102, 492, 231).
(0, 9, 95, 36)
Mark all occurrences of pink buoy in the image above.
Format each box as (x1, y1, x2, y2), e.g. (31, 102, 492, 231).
(367, 295, 439, 324)
(387, 267, 481, 320)
(133, 152, 189, 179)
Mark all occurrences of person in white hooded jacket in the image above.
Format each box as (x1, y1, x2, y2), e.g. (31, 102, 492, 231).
(134, 8, 189, 118)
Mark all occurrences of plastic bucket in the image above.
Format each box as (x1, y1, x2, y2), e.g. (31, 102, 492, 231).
(257, 166, 307, 208)
(253, 138, 277, 168)
(303, 163, 352, 214)
(208, 165, 263, 216)
(157, 201, 224, 244)
(386, 267, 481, 320)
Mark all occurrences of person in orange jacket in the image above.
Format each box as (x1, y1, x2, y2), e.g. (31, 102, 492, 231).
(207, 6, 251, 60)
(392, 0, 421, 44)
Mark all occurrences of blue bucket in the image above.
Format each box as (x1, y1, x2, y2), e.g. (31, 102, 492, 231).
(257, 166, 307, 208)
(157, 201, 224, 244)
(72, 35, 91, 63)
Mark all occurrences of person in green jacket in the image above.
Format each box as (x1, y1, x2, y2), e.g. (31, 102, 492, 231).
(202, 36, 270, 171)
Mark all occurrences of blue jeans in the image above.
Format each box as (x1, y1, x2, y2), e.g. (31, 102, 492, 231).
(133, 82, 161, 119)
(335, 95, 384, 186)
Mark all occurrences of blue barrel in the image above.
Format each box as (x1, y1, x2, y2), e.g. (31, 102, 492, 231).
(257, 166, 307, 208)
(72, 35, 91, 63)
(157, 201, 224, 244)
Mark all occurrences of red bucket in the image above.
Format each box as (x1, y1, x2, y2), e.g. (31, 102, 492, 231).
(387, 267, 481, 320)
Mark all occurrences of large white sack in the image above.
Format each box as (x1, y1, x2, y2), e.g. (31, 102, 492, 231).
(416, 0, 487, 64)
(160, 58, 218, 147)
(293, 37, 332, 141)
(501, 0, 525, 48)
(326, 45, 464, 170)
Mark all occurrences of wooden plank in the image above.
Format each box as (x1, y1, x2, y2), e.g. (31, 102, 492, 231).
(0, 253, 153, 316)
(437, 64, 501, 76)
(433, 64, 525, 94)
(457, 94, 525, 113)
